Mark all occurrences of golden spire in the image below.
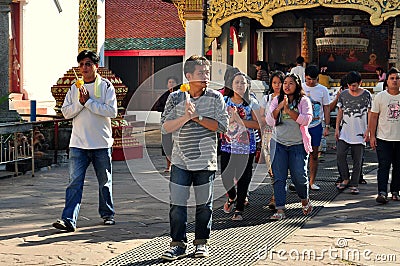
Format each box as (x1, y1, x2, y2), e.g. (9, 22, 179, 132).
(301, 22, 309, 64)
(78, 0, 97, 53)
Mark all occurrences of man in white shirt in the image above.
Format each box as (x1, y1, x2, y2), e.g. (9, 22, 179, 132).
(369, 67, 400, 204)
(290, 56, 306, 83)
(302, 65, 330, 190)
(53, 50, 118, 232)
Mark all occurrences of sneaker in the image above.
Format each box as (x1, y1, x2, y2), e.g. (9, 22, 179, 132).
(270, 212, 285, 221)
(310, 184, 320, 190)
(223, 198, 235, 214)
(160, 245, 187, 261)
(194, 244, 209, 258)
(232, 211, 243, 221)
(376, 193, 389, 204)
(52, 219, 75, 232)
(288, 183, 296, 192)
(103, 217, 115, 225)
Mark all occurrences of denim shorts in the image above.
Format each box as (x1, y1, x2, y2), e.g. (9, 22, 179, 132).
(308, 123, 323, 147)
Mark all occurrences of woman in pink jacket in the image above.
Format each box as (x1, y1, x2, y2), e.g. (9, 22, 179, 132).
(266, 73, 313, 220)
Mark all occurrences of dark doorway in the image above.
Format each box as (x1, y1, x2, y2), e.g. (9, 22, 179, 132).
(264, 32, 301, 67)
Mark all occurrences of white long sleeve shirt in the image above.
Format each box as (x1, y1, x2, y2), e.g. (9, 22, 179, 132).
(61, 75, 117, 149)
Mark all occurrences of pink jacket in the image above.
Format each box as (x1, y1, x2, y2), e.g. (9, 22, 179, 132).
(266, 96, 313, 153)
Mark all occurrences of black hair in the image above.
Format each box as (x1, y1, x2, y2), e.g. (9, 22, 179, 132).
(224, 72, 251, 106)
(346, 71, 362, 84)
(223, 67, 240, 87)
(340, 75, 348, 90)
(296, 56, 305, 64)
(183, 55, 210, 75)
(166, 76, 179, 85)
(77, 50, 99, 64)
(375, 67, 384, 74)
(255, 61, 268, 71)
(278, 73, 305, 107)
(305, 65, 319, 79)
(267, 70, 285, 95)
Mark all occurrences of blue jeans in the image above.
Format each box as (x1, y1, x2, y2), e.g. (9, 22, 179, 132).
(376, 139, 400, 195)
(270, 139, 309, 210)
(169, 165, 214, 247)
(61, 147, 114, 228)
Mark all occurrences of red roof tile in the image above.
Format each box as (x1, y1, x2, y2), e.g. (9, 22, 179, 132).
(106, 0, 185, 39)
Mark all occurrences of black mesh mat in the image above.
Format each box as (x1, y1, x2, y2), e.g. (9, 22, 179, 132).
(102, 149, 377, 266)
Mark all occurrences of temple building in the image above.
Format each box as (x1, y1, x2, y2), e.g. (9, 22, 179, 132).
(1, 1, 400, 120)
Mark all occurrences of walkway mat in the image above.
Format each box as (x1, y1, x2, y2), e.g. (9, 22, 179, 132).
(102, 149, 377, 266)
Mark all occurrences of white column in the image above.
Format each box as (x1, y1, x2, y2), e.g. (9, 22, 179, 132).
(97, 0, 105, 67)
(211, 23, 230, 89)
(257, 31, 263, 61)
(233, 18, 250, 73)
(185, 20, 204, 60)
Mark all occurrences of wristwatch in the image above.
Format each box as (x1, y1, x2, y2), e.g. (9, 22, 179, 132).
(198, 115, 203, 121)
(325, 125, 330, 128)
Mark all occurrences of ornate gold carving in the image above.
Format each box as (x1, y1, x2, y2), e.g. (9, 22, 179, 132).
(176, 0, 400, 48)
(172, 0, 186, 29)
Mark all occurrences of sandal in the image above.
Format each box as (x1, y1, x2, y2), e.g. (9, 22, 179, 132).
(359, 178, 367, 184)
(335, 178, 343, 186)
(232, 211, 243, 221)
(336, 182, 348, 191)
(223, 198, 236, 214)
(349, 187, 359, 195)
(267, 196, 276, 210)
(392, 192, 399, 201)
(270, 212, 285, 221)
(302, 200, 313, 215)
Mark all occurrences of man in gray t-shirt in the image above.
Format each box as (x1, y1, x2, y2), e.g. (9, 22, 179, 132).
(335, 71, 371, 195)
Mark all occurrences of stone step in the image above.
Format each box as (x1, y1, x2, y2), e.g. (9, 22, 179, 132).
(16, 107, 49, 115)
(9, 99, 31, 109)
(9, 93, 23, 101)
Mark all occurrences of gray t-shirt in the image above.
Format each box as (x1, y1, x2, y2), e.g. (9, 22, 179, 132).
(161, 88, 228, 171)
(272, 104, 303, 146)
(337, 89, 372, 144)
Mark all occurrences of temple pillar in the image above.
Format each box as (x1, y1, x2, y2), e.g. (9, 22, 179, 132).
(183, 0, 204, 60)
(0, 0, 20, 122)
(211, 23, 230, 87)
(396, 17, 400, 69)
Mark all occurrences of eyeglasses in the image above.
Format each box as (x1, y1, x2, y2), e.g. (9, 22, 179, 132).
(79, 62, 94, 68)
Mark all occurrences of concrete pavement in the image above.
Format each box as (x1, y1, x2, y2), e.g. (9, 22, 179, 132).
(0, 128, 399, 265)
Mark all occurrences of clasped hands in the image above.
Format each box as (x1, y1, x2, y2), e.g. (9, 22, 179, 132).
(79, 87, 89, 105)
(185, 100, 200, 121)
(277, 95, 290, 113)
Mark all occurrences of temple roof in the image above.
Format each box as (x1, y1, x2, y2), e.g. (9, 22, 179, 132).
(105, 0, 185, 51)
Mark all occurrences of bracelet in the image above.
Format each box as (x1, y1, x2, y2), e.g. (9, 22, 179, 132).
(325, 125, 330, 128)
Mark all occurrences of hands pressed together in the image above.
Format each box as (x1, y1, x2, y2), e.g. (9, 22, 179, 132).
(79, 87, 89, 105)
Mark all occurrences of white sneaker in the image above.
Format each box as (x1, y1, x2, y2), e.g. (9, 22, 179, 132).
(194, 244, 209, 258)
(310, 184, 320, 190)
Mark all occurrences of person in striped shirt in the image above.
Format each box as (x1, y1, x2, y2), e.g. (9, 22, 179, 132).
(160, 55, 229, 261)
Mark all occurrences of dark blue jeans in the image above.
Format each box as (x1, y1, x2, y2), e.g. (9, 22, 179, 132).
(61, 147, 114, 228)
(270, 139, 309, 210)
(376, 139, 400, 195)
(169, 165, 214, 247)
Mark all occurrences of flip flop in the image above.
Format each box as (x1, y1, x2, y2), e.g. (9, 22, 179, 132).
(336, 182, 348, 191)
